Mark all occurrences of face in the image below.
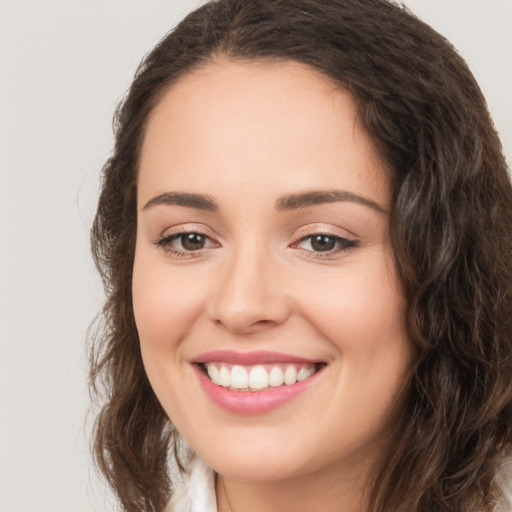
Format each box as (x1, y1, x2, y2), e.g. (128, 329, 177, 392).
(133, 59, 411, 484)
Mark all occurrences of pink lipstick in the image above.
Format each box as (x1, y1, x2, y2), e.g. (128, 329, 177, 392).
(191, 351, 325, 415)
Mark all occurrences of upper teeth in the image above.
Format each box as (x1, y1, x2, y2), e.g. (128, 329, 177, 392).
(205, 363, 316, 391)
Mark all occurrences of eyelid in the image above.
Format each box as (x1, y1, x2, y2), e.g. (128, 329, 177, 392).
(157, 223, 218, 240)
(289, 224, 359, 257)
(152, 223, 221, 258)
(290, 224, 357, 244)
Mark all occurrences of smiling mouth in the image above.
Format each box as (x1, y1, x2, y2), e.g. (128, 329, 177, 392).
(199, 362, 326, 392)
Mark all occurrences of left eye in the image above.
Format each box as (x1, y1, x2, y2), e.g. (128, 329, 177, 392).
(297, 234, 356, 253)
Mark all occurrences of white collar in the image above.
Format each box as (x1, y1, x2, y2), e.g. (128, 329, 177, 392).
(167, 453, 217, 512)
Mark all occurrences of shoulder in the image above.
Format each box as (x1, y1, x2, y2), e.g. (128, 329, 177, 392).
(497, 455, 512, 512)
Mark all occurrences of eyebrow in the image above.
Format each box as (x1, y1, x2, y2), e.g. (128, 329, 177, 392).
(275, 190, 387, 213)
(143, 192, 219, 211)
(142, 189, 387, 214)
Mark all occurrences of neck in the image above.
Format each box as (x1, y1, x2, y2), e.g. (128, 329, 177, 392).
(216, 457, 374, 512)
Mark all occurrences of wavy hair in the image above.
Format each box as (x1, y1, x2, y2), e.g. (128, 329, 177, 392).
(89, 1, 512, 510)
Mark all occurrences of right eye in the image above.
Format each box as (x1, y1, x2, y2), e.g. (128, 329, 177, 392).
(172, 232, 209, 251)
(154, 231, 217, 257)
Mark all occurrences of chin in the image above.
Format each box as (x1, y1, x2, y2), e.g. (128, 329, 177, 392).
(190, 431, 328, 483)
(203, 453, 304, 482)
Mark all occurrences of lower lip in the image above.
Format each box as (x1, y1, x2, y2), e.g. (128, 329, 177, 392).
(193, 365, 322, 415)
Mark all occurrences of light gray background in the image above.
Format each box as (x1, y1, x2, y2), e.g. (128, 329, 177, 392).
(1, 1, 511, 511)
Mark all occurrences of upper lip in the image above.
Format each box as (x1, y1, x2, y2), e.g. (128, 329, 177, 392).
(191, 350, 322, 365)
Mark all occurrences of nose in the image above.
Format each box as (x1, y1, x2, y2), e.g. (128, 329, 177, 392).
(207, 246, 292, 335)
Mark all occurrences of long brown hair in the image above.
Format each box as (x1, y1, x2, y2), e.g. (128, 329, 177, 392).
(89, 1, 512, 510)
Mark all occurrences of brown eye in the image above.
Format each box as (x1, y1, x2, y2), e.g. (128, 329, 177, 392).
(295, 233, 358, 255)
(180, 233, 207, 251)
(154, 231, 216, 255)
(310, 234, 336, 252)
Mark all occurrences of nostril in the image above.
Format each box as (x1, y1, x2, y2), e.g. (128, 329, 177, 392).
(212, 312, 286, 335)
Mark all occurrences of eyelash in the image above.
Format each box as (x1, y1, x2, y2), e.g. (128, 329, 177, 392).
(291, 232, 359, 257)
(153, 230, 359, 259)
(153, 229, 216, 258)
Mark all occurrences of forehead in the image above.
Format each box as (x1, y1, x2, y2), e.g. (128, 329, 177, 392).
(138, 58, 390, 208)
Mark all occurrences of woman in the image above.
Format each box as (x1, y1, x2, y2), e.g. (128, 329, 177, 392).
(89, 0, 512, 511)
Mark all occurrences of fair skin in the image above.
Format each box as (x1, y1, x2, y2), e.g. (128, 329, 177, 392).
(132, 59, 412, 512)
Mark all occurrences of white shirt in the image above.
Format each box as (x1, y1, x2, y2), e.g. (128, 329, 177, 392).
(167, 454, 217, 512)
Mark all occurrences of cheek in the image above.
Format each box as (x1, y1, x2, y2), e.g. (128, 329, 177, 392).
(131, 252, 206, 353)
(296, 257, 407, 350)
(131, 252, 208, 421)
(295, 255, 411, 415)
